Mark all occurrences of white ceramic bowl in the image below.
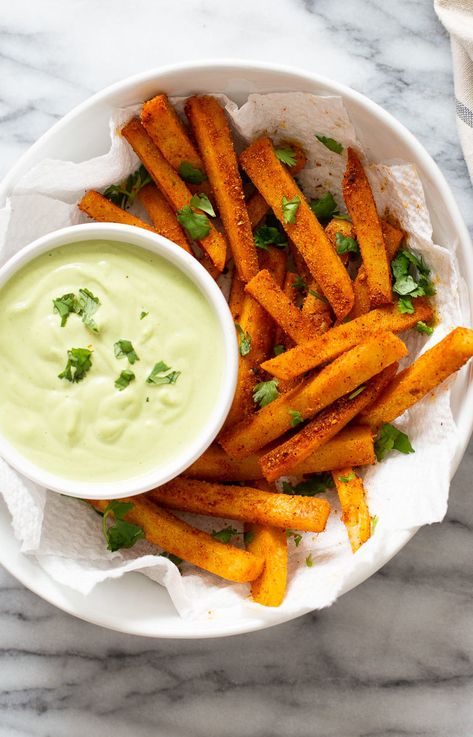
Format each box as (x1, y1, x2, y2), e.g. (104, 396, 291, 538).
(0, 222, 238, 500)
(0, 60, 472, 638)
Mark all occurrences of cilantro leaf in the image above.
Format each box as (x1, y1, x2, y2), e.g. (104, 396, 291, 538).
(336, 232, 360, 255)
(146, 360, 181, 385)
(416, 321, 434, 336)
(286, 530, 303, 547)
(253, 378, 280, 408)
(101, 500, 145, 552)
(212, 526, 238, 544)
(176, 205, 211, 240)
(273, 344, 286, 356)
(58, 347, 93, 383)
(160, 551, 183, 567)
(316, 134, 343, 154)
(309, 192, 338, 223)
(282, 195, 301, 224)
(391, 249, 436, 314)
(254, 225, 288, 251)
(78, 288, 100, 333)
(243, 530, 255, 545)
(114, 339, 140, 365)
(275, 146, 297, 167)
(371, 515, 379, 534)
(398, 297, 414, 314)
(282, 473, 334, 496)
(235, 323, 251, 356)
(308, 289, 328, 304)
(53, 292, 80, 327)
(292, 275, 307, 290)
(114, 369, 135, 391)
(140, 311, 149, 320)
(178, 161, 207, 184)
(103, 165, 152, 209)
(348, 385, 366, 400)
(338, 472, 356, 483)
(306, 552, 314, 567)
(289, 409, 304, 427)
(189, 193, 216, 217)
(374, 423, 415, 461)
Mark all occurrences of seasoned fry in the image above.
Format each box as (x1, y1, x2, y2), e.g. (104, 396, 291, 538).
(301, 282, 332, 333)
(332, 468, 371, 553)
(342, 147, 392, 306)
(229, 272, 246, 321)
(245, 269, 321, 344)
(140, 93, 212, 197)
(240, 137, 354, 319)
(121, 118, 226, 271)
(184, 426, 375, 481)
(220, 332, 407, 459)
(89, 497, 263, 583)
(324, 217, 355, 266)
(245, 522, 288, 607)
(351, 221, 404, 318)
(186, 96, 258, 282)
(261, 364, 397, 481)
(149, 478, 331, 532)
(138, 183, 193, 253)
(261, 298, 433, 380)
(360, 327, 473, 430)
(79, 190, 157, 232)
(259, 246, 287, 286)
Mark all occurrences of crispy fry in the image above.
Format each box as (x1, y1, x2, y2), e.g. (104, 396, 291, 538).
(185, 96, 258, 282)
(332, 468, 371, 553)
(261, 298, 433, 380)
(89, 497, 262, 583)
(184, 426, 375, 481)
(149, 478, 331, 532)
(245, 522, 288, 607)
(138, 183, 193, 253)
(245, 269, 320, 344)
(301, 282, 333, 333)
(342, 148, 392, 306)
(240, 137, 354, 319)
(261, 364, 397, 481)
(351, 221, 404, 318)
(140, 93, 212, 197)
(220, 332, 407, 459)
(246, 142, 307, 228)
(360, 327, 473, 430)
(229, 272, 246, 321)
(78, 190, 156, 232)
(259, 246, 287, 286)
(121, 118, 226, 271)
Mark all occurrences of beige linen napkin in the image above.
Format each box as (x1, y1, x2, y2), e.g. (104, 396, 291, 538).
(435, 0, 473, 181)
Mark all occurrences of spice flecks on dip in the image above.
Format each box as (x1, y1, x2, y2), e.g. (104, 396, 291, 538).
(0, 240, 224, 481)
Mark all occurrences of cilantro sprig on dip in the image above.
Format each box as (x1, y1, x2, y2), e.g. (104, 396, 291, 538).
(146, 361, 181, 385)
(53, 287, 101, 332)
(114, 339, 140, 365)
(58, 347, 93, 383)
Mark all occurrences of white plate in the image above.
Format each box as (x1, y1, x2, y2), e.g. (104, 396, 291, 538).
(1, 60, 472, 638)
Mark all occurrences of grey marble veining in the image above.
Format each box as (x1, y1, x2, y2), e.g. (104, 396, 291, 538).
(1, 0, 473, 735)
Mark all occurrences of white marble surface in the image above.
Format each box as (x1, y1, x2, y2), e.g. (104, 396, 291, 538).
(1, 0, 473, 735)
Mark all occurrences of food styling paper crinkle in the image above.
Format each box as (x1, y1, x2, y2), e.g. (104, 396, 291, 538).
(0, 93, 464, 621)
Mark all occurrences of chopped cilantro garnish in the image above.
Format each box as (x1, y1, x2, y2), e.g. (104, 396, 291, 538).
(140, 311, 149, 320)
(189, 192, 215, 217)
(335, 232, 359, 255)
(243, 530, 255, 546)
(176, 205, 210, 240)
(254, 225, 288, 251)
(308, 289, 328, 304)
(78, 288, 100, 333)
(338, 472, 356, 483)
(282, 195, 301, 224)
(101, 500, 145, 552)
(273, 344, 286, 356)
(58, 347, 93, 383)
(374, 423, 415, 461)
(348, 385, 366, 400)
(309, 192, 338, 223)
(114, 369, 135, 391)
(289, 409, 304, 427)
(282, 473, 334, 496)
(103, 165, 152, 209)
(146, 360, 181, 385)
(416, 320, 434, 336)
(53, 293, 80, 327)
(371, 515, 379, 534)
(286, 530, 303, 547)
(398, 297, 415, 314)
(306, 552, 314, 567)
(391, 249, 435, 314)
(253, 378, 280, 408)
(212, 526, 238, 544)
(275, 146, 297, 167)
(178, 161, 207, 184)
(292, 275, 307, 290)
(235, 323, 251, 356)
(316, 134, 343, 154)
(114, 339, 139, 365)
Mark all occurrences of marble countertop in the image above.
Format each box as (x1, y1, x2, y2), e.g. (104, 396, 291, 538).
(1, 0, 473, 735)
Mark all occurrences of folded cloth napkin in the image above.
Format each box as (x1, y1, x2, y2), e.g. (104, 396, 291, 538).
(435, 0, 473, 181)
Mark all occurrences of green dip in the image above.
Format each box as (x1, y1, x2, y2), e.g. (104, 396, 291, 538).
(0, 239, 225, 481)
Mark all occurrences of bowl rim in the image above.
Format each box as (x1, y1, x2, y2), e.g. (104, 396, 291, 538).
(0, 58, 472, 638)
(0, 222, 238, 500)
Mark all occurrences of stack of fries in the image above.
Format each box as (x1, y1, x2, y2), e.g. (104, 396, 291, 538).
(80, 93, 473, 608)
